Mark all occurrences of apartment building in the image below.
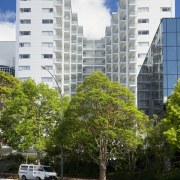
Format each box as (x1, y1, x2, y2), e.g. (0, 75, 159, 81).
(16, 0, 175, 96)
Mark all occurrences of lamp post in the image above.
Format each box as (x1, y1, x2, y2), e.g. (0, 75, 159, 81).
(42, 66, 64, 180)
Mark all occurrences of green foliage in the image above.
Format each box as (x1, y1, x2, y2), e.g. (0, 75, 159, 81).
(162, 79, 180, 150)
(0, 71, 20, 99)
(57, 72, 149, 178)
(0, 79, 68, 155)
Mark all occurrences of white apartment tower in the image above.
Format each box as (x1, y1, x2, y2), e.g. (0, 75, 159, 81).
(16, 0, 175, 96)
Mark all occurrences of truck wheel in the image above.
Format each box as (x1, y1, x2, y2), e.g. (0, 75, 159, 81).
(21, 176, 26, 180)
(36, 177, 41, 180)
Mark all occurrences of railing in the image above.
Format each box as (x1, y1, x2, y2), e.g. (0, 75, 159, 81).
(54, 58, 62, 63)
(129, 58, 136, 62)
(54, 0, 62, 5)
(54, 12, 62, 17)
(54, 24, 62, 28)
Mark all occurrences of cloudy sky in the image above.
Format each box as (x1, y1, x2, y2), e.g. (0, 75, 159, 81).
(0, 0, 179, 41)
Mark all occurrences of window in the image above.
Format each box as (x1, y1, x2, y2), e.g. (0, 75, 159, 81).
(42, 66, 53, 70)
(19, 42, 31, 47)
(138, 53, 146, 58)
(42, 54, 53, 59)
(138, 42, 149, 46)
(138, 7, 149, 12)
(19, 54, 30, 59)
(42, 42, 53, 47)
(42, 31, 53, 36)
(138, 19, 149, 24)
(19, 66, 30, 71)
(20, 19, 31, 24)
(161, 7, 171, 12)
(42, 8, 53, 13)
(19, 31, 31, 36)
(28, 166, 33, 172)
(20, 8, 31, 12)
(41, 77, 53, 82)
(20, 166, 28, 170)
(42, 19, 53, 24)
(138, 30, 149, 35)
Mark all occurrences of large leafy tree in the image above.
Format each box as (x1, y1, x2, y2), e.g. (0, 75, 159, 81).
(0, 79, 67, 163)
(58, 72, 148, 180)
(162, 80, 180, 150)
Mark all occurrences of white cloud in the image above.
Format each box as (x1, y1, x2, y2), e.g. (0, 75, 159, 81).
(0, 11, 16, 22)
(0, 22, 16, 41)
(71, 0, 111, 39)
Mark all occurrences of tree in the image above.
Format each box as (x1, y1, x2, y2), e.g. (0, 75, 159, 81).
(0, 71, 20, 148)
(162, 80, 180, 150)
(58, 72, 148, 180)
(0, 79, 68, 164)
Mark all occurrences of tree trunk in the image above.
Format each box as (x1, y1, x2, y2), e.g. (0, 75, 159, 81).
(37, 150, 41, 165)
(99, 138, 107, 180)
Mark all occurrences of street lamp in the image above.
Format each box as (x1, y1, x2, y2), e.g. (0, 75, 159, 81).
(41, 66, 64, 180)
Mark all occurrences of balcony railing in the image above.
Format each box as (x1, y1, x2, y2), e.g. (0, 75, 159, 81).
(54, 0, 62, 5)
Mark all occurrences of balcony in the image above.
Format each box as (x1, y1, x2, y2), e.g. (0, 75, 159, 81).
(94, 61, 105, 65)
(129, 81, 136, 85)
(54, 24, 62, 28)
(54, 46, 62, 51)
(129, 12, 136, 16)
(129, 0, 136, 5)
(129, 58, 136, 62)
(129, 23, 136, 28)
(129, 34, 136, 39)
(129, 69, 136, 73)
(54, 0, 62, 6)
(129, 46, 136, 51)
(54, 35, 62, 40)
(54, 58, 62, 63)
(54, 12, 62, 17)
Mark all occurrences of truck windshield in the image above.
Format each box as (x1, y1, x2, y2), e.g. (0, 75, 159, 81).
(43, 166, 54, 172)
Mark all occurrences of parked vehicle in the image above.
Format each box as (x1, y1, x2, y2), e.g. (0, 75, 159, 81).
(18, 164, 57, 180)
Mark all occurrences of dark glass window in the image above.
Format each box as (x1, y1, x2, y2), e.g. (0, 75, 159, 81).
(163, 47, 167, 60)
(167, 75, 178, 88)
(163, 89, 168, 97)
(167, 33, 176, 46)
(163, 61, 167, 74)
(163, 76, 167, 89)
(162, 19, 167, 32)
(177, 33, 180, 46)
(167, 19, 176, 32)
(167, 47, 177, 60)
(163, 33, 167, 46)
(167, 61, 177, 74)
(42, 19, 53, 24)
(177, 61, 180, 73)
(178, 47, 180, 60)
(177, 19, 180, 32)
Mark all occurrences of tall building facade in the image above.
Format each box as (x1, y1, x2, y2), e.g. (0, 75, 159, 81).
(16, 0, 175, 95)
(137, 18, 180, 118)
(0, 41, 16, 76)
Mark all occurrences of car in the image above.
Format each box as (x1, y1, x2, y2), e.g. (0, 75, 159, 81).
(18, 164, 57, 180)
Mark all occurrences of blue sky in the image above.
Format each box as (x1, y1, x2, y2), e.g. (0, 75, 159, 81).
(0, 0, 179, 17)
